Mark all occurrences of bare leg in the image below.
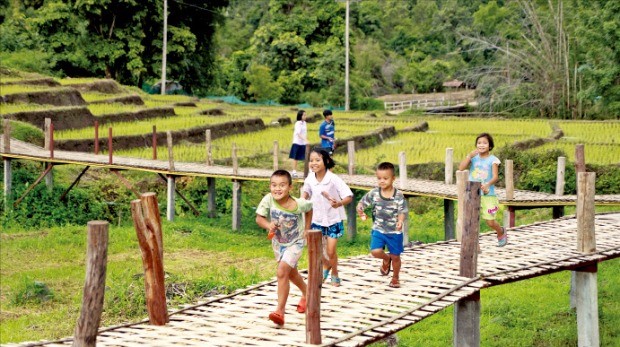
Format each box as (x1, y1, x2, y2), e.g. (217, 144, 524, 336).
(486, 219, 503, 236)
(371, 248, 390, 273)
(289, 267, 307, 298)
(325, 237, 339, 278)
(292, 160, 297, 172)
(390, 254, 401, 281)
(275, 261, 294, 314)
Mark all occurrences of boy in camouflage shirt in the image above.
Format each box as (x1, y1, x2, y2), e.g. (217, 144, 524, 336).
(356, 162, 408, 288)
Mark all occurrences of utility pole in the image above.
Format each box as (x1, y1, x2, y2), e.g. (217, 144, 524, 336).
(344, 0, 350, 111)
(161, 0, 168, 95)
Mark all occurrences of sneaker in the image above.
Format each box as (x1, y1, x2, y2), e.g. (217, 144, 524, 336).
(291, 171, 298, 178)
(498, 227, 508, 247)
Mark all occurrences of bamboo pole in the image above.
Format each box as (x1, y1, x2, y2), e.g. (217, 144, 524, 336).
(273, 140, 278, 171)
(205, 129, 212, 166)
(72, 221, 109, 347)
(444, 148, 455, 240)
(130, 194, 167, 325)
(575, 171, 599, 347)
(306, 230, 322, 344)
(455, 170, 468, 242)
(347, 140, 355, 175)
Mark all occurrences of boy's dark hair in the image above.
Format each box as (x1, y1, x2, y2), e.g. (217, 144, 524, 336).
(272, 169, 292, 185)
(310, 148, 336, 169)
(475, 133, 495, 151)
(323, 109, 333, 117)
(377, 162, 395, 176)
(296, 110, 305, 121)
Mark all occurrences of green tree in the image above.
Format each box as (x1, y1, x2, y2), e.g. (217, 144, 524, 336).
(244, 64, 283, 103)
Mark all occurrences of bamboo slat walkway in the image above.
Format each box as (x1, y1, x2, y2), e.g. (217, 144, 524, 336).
(2, 138, 619, 207)
(5, 213, 620, 347)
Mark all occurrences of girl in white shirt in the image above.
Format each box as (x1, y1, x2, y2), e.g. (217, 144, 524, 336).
(288, 110, 308, 178)
(302, 148, 353, 287)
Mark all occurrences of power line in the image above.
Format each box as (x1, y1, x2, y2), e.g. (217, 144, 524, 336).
(169, 0, 223, 15)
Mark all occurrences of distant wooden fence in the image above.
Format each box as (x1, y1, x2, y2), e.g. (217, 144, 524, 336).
(384, 98, 470, 111)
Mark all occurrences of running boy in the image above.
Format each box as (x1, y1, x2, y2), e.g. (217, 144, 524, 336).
(319, 109, 335, 156)
(356, 162, 408, 288)
(302, 148, 353, 287)
(256, 170, 313, 326)
(458, 132, 507, 247)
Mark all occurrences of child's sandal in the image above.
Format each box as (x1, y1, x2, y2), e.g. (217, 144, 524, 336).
(330, 275, 341, 287)
(388, 278, 400, 288)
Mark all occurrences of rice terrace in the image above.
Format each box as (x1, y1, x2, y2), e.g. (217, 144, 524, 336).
(1, 0, 620, 346)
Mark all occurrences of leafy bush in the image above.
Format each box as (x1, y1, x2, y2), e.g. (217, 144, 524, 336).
(0, 120, 45, 147)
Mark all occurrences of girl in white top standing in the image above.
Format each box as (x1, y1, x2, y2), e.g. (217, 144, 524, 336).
(302, 148, 353, 287)
(288, 110, 308, 178)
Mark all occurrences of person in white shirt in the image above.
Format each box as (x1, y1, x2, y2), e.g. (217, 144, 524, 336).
(288, 110, 308, 178)
(302, 148, 353, 287)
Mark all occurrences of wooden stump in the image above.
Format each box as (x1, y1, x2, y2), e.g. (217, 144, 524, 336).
(306, 230, 322, 344)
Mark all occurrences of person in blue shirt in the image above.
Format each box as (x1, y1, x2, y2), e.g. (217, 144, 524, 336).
(319, 109, 335, 156)
(458, 133, 507, 247)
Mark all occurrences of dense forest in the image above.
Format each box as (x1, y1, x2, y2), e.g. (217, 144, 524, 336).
(1, 0, 618, 118)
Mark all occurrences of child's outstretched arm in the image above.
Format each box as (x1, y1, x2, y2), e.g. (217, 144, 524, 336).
(482, 163, 500, 194)
(256, 214, 278, 234)
(304, 210, 313, 231)
(396, 213, 405, 231)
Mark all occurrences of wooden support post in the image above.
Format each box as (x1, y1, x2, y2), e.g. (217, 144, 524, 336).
(108, 127, 113, 165)
(44, 119, 54, 190)
(152, 126, 157, 160)
(3, 119, 12, 211)
(207, 177, 216, 218)
(49, 121, 54, 159)
(273, 140, 279, 170)
(504, 160, 515, 228)
(205, 129, 212, 165)
(444, 148, 455, 240)
(304, 144, 311, 177)
(166, 131, 175, 172)
(575, 172, 598, 347)
(157, 173, 199, 217)
(454, 181, 481, 347)
(571, 145, 586, 309)
(347, 141, 355, 175)
(61, 166, 90, 201)
(232, 142, 238, 175)
(455, 170, 468, 242)
(110, 170, 141, 198)
(166, 175, 175, 222)
(306, 230, 322, 345)
(94, 121, 99, 155)
(553, 156, 566, 218)
(13, 164, 54, 207)
(130, 194, 167, 325)
(72, 221, 109, 347)
(232, 180, 242, 231)
(346, 194, 356, 242)
(398, 151, 409, 246)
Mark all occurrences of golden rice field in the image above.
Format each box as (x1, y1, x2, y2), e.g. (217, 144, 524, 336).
(0, 84, 55, 95)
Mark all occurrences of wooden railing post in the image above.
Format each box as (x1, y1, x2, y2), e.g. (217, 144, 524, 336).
(304, 144, 311, 177)
(454, 181, 481, 347)
(553, 156, 566, 218)
(575, 172, 599, 347)
(130, 193, 167, 325)
(347, 140, 355, 175)
(206, 130, 216, 218)
(108, 127, 113, 165)
(72, 221, 109, 347)
(571, 144, 586, 309)
(273, 140, 279, 171)
(504, 159, 515, 228)
(306, 230, 322, 345)
(444, 148, 455, 240)
(3, 118, 10, 153)
(398, 151, 409, 246)
(455, 170, 468, 242)
(166, 131, 175, 221)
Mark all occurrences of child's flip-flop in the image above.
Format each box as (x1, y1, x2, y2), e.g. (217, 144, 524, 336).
(388, 278, 400, 288)
(380, 258, 391, 276)
(296, 297, 306, 313)
(268, 312, 285, 325)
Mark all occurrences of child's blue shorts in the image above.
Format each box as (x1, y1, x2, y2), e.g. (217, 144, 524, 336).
(370, 230, 404, 256)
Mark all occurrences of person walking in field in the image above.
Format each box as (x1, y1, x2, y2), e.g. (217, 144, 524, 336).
(356, 162, 408, 288)
(458, 132, 507, 247)
(289, 110, 308, 178)
(255, 170, 313, 326)
(302, 148, 353, 287)
(319, 109, 336, 156)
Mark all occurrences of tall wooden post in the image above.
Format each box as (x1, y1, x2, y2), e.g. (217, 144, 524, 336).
(398, 151, 409, 246)
(347, 141, 355, 175)
(306, 230, 322, 344)
(444, 148, 455, 240)
(44, 118, 54, 190)
(455, 170, 468, 242)
(503, 160, 515, 228)
(571, 144, 586, 309)
(454, 181, 481, 347)
(273, 140, 279, 170)
(130, 193, 167, 325)
(166, 131, 175, 221)
(72, 221, 109, 347)
(3, 118, 12, 211)
(575, 172, 598, 347)
(553, 156, 566, 218)
(232, 143, 242, 231)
